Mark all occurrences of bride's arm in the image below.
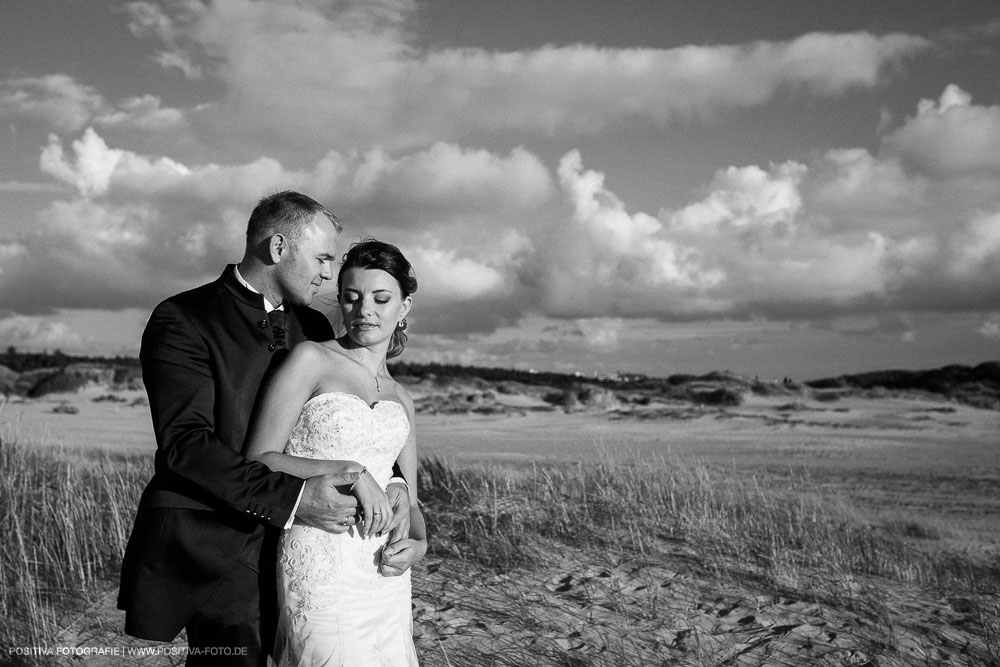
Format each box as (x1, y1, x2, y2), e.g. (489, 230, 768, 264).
(245, 342, 361, 479)
(381, 388, 427, 575)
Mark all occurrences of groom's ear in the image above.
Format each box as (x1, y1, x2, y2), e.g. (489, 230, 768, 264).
(268, 233, 287, 264)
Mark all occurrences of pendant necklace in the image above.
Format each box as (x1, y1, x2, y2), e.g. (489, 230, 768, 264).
(344, 340, 385, 392)
(365, 361, 385, 392)
(371, 363, 390, 392)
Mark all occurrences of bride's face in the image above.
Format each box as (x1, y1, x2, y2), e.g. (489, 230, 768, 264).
(339, 267, 412, 348)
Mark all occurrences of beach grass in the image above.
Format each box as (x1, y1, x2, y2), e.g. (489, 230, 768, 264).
(1, 428, 998, 666)
(0, 428, 150, 664)
(416, 453, 1000, 665)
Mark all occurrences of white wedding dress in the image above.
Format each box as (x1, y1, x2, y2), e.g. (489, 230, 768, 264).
(275, 391, 418, 667)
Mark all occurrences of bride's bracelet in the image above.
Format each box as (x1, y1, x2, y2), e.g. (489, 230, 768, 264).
(349, 466, 367, 492)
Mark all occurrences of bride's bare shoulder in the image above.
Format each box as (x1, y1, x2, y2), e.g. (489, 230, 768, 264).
(297, 338, 358, 371)
(282, 340, 344, 371)
(287, 340, 328, 362)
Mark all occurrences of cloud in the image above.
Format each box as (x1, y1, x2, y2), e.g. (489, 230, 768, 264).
(883, 84, 1000, 176)
(979, 315, 1000, 339)
(671, 162, 807, 237)
(0, 315, 86, 352)
(125, 0, 206, 79)
(540, 151, 725, 318)
(806, 148, 927, 224)
(2, 128, 553, 316)
(813, 314, 917, 342)
(123, 0, 931, 152)
(41, 129, 125, 198)
(330, 142, 554, 228)
(0, 74, 105, 133)
(0, 73, 191, 140)
(534, 117, 999, 324)
(951, 210, 1000, 277)
(666, 158, 894, 313)
(405, 31, 926, 136)
(96, 95, 189, 132)
(408, 245, 507, 302)
(8, 76, 1000, 334)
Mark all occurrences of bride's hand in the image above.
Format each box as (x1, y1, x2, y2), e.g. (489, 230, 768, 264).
(385, 482, 411, 542)
(380, 537, 427, 577)
(351, 469, 391, 537)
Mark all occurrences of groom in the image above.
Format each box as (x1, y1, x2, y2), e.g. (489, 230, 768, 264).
(119, 191, 413, 665)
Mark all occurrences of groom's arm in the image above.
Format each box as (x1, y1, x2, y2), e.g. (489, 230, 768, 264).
(142, 299, 311, 527)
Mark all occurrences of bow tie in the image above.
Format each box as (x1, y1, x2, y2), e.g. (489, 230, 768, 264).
(268, 309, 287, 349)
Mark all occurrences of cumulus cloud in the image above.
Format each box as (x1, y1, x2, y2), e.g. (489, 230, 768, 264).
(0, 73, 190, 138)
(951, 210, 1000, 277)
(806, 148, 927, 223)
(672, 162, 807, 238)
(0, 74, 105, 133)
(883, 84, 1000, 176)
(96, 95, 189, 132)
(2, 128, 553, 315)
(41, 129, 125, 198)
(6, 72, 1000, 343)
(665, 159, 894, 312)
(527, 110, 999, 324)
(541, 151, 725, 318)
(121, 0, 930, 152)
(408, 245, 507, 302)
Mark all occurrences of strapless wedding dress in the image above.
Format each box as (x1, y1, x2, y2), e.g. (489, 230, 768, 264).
(275, 391, 417, 667)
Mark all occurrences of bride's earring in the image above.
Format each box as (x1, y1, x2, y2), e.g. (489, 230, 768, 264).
(397, 318, 407, 330)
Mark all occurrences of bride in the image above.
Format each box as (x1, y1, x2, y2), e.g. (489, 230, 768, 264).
(246, 239, 425, 666)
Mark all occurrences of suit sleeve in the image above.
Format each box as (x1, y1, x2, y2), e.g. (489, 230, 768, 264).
(140, 300, 302, 527)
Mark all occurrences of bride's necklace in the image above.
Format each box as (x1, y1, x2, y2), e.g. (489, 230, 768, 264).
(370, 367, 390, 393)
(357, 361, 385, 392)
(345, 346, 387, 393)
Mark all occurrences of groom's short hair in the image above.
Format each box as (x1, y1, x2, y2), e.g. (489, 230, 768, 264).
(245, 191, 341, 249)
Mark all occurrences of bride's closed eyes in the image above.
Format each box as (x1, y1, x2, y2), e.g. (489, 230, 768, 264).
(341, 291, 393, 305)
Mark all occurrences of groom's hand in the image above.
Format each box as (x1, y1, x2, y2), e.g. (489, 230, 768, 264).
(295, 472, 360, 534)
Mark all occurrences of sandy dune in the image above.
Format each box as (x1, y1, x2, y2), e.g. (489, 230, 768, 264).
(5, 384, 998, 551)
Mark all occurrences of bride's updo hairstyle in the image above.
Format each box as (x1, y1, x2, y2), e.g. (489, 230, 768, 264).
(338, 238, 417, 359)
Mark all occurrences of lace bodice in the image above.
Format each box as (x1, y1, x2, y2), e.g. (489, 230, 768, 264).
(284, 391, 410, 487)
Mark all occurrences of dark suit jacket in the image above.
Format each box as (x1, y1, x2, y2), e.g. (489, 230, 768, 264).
(118, 266, 334, 640)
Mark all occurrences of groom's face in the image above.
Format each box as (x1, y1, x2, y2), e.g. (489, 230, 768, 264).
(274, 214, 340, 307)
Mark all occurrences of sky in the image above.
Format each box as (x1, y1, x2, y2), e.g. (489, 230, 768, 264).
(1, 0, 999, 380)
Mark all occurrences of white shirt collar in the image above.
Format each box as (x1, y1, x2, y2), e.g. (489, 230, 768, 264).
(233, 265, 282, 312)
